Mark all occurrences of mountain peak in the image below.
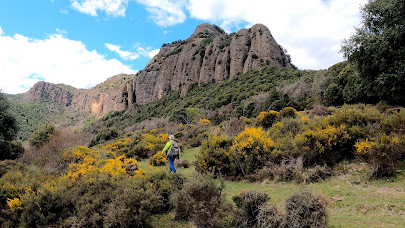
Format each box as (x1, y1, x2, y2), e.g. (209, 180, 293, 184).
(191, 23, 225, 37)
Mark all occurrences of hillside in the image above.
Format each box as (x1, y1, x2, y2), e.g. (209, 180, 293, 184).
(7, 74, 133, 140)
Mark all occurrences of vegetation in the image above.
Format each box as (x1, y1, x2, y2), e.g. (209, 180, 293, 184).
(1, 2, 404, 226)
(0, 92, 23, 160)
(28, 123, 55, 148)
(341, 0, 405, 105)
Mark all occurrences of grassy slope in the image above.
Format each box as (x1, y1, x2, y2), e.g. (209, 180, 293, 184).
(140, 147, 405, 228)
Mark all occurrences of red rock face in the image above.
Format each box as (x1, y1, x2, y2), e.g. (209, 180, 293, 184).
(133, 23, 292, 104)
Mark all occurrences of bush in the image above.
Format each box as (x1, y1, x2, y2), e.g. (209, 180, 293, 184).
(127, 132, 168, 159)
(232, 190, 269, 227)
(28, 123, 55, 148)
(324, 83, 344, 106)
(197, 127, 275, 179)
(88, 128, 118, 147)
(279, 107, 298, 119)
(103, 178, 161, 228)
(257, 203, 285, 228)
(255, 157, 331, 183)
(285, 190, 328, 228)
(256, 157, 305, 183)
(0, 92, 20, 160)
(195, 134, 233, 177)
(171, 175, 224, 227)
(229, 127, 275, 177)
(149, 152, 167, 166)
(21, 189, 71, 227)
(294, 124, 352, 166)
(175, 159, 190, 168)
(256, 110, 279, 128)
(139, 170, 185, 214)
(355, 134, 405, 178)
(326, 104, 382, 129)
(382, 108, 405, 134)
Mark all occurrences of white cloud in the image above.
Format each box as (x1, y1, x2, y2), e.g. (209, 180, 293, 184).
(70, 0, 128, 17)
(0, 33, 135, 94)
(56, 28, 67, 34)
(60, 8, 69, 14)
(105, 43, 159, 60)
(0, 26, 3, 36)
(148, 49, 160, 58)
(136, 0, 187, 27)
(186, 0, 368, 69)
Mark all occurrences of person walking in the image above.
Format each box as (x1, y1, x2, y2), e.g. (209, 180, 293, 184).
(161, 135, 180, 173)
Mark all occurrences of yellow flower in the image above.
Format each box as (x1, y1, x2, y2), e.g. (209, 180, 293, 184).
(7, 198, 22, 211)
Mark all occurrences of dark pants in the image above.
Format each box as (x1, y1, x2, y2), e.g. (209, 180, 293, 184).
(168, 156, 176, 173)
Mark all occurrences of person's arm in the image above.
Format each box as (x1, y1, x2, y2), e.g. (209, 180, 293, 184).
(162, 141, 171, 155)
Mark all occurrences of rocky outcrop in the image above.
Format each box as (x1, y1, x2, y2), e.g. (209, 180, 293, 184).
(22, 74, 133, 116)
(69, 74, 132, 115)
(22, 81, 74, 106)
(19, 24, 292, 118)
(132, 23, 293, 104)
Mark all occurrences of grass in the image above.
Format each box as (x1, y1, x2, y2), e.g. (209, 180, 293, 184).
(145, 147, 405, 227)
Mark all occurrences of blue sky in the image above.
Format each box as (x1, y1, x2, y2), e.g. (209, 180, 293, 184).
(0, 0, 367, 94)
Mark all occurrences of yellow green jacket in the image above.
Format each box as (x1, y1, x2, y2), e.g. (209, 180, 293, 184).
(161, 140, 181, 157)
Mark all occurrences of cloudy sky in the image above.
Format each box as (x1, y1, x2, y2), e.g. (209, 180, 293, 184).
(0, 0, 367, 94)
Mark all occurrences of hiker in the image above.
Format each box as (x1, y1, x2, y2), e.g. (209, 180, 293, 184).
(161, 135, 180, 173)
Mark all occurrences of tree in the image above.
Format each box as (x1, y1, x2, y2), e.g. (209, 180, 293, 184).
(324, 83, 344, 106)
(0, 92, 23, 160)
(28, 123, 55, 148)
(341, 0, 405, 105)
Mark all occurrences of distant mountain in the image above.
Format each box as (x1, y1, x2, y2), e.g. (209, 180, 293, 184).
(9, 23, 295, 139)
(8, 74, 133, 140)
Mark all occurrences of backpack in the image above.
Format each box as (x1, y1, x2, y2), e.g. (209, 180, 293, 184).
(168, 141, 179, 159)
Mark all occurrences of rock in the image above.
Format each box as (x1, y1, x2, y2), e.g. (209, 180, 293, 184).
(133, 23, 293, 104)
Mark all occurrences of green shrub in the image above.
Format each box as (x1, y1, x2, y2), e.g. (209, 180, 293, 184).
(197, 127, 275, 179)
(326, 104, 382, 129)
(171, 175, 224, 227)
(232, 190, 269, 227)
(88, 128, 118, 147)
(139, 170, 184, 214)
(28, 123, 55, 148)
(103, 179, 160, 228)
(285, 190, 328, 228)
(195, 134, 233, 177)
(256, 110, 279, 128)
(382, 108, 405, 134)
(229, 127, 275, 177)
(149, 152, 167, 166)
(295, 125, 352, 165)
(0, 92, 20, 160)
(324, 83, 344, 106)
(21, 189, 71, 227)
(279, 107, 298, 119)
(355, 134, 405, 178)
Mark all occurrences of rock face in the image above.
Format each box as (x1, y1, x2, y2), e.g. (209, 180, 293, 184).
(69, 74, 132, 115)
(131, 23, 293, 104)
(22, 81, 74, 106)
(22, 74, 133, 116)
(19, 24, 292, 117)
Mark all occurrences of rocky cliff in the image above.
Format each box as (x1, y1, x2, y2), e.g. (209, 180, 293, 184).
(21, 74, 133, 116)
(128, 23, 293, 104)
(18, 24, 292, 117)
(22, 81, 74, 106)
